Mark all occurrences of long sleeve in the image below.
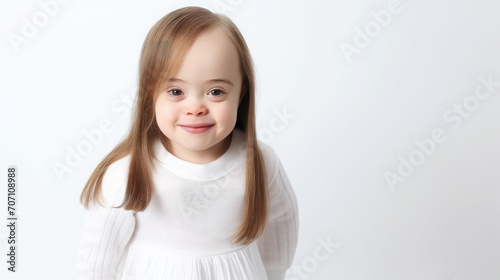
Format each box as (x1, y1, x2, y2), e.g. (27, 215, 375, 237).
(76, 205, 136, 280)
(76, 156, 136, 280)
(256, 154, 300, 280)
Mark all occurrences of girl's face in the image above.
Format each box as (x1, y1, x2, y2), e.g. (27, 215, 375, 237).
(155, 27, 243, 164)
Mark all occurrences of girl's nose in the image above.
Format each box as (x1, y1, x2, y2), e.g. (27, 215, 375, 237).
(185, 97, 208, 116)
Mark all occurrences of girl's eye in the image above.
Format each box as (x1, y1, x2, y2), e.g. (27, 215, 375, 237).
(168, 89, 183, 96)
(167, 89, 225, 97)
(209, 89, 225, 96)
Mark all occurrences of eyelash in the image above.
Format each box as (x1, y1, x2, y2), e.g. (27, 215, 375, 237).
(167, 89, 226, 97)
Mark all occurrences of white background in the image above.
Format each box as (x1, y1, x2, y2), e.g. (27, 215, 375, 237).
(1, 0, 499, 279)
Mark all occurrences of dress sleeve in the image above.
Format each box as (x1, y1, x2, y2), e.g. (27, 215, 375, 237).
(256, 155, 300, 280)
(76, 159, 136, 280)
(76, 205, 136, 280)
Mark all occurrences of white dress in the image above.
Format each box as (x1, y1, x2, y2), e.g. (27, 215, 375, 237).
(75, 128, 299, 280)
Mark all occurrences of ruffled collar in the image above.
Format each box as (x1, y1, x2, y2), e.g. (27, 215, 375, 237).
(153, 127, 246, 181)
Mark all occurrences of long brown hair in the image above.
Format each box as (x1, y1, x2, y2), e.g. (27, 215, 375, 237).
(79, 6, 268, 246)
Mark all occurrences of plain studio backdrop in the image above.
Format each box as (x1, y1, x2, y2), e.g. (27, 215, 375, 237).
(1, 0, 499, 279)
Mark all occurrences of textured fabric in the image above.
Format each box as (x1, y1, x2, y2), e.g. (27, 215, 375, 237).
(76, 206, 136, 280)
(75, 127, 299, 280)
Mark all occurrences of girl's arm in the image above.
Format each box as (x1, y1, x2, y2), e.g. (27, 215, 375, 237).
(75, 205, 135, 279)
(76, 157, 136, 280)
(256, 147, 300, 280)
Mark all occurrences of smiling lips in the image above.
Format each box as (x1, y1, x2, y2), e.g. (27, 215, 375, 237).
(180, 123, 214, 134)
(180, 123, 214, 128)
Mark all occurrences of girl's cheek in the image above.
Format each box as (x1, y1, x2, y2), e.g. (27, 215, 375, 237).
(215, 103, 238, 122)
(160, 107, 177, 122)
(155, 102, 176, 124)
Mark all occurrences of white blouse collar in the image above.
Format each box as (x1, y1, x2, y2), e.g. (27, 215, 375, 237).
(153, 127, 246, 181)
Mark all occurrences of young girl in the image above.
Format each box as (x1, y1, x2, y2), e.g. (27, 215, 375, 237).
(76, 6, 299, 280)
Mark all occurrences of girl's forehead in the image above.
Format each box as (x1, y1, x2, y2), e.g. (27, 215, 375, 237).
(173, 28, 241, 83)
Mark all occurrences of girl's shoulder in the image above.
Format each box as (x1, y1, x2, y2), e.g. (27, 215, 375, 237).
(100, 154, 132, 208)
(256, 140, 281, 183)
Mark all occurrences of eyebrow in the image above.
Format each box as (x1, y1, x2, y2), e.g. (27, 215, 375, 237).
(167, 78, 234, 86)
